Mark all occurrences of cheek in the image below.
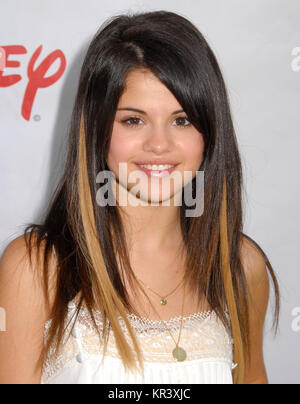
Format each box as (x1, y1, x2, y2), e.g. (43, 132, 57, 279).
(178, 134, 205, 170)
(107, 130, 136, 171)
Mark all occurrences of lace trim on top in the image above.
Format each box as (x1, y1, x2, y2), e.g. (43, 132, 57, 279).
(42, 302, 234, 383)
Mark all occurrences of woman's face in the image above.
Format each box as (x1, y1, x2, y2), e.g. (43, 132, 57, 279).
(107, 69, 205, 205)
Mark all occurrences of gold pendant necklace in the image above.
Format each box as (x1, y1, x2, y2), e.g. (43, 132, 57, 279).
(135, 273, 185, 306)
(171, 279, 187, 361)
(133, 271, 188, 362)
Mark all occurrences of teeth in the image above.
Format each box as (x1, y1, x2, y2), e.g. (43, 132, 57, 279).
(139, 164, 175, 170)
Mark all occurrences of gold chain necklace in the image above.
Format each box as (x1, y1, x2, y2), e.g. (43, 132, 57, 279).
(134, 274, 188, 362)
(135, 273, 185, 306)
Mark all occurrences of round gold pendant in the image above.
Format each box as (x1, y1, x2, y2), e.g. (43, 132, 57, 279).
(160, 298, 167, 306)
(172, 346, 187, 362)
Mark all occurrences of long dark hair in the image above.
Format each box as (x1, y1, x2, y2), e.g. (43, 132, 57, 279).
(24, 10, 280, 384)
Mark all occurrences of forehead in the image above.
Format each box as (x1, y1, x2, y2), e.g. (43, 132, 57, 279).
(118, 69, 182, 112)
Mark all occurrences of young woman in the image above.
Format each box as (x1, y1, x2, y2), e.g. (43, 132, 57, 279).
(0, 10, 279, 384)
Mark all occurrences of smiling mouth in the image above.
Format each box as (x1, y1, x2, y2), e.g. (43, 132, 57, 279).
(135, 163, 178, 178)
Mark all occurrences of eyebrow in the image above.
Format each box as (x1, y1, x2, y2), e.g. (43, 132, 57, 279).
(117, 107, 185, 115)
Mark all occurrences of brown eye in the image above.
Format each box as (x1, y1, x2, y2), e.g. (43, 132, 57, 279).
(121, 117, 142, 126)
(173, 117, 191, 127)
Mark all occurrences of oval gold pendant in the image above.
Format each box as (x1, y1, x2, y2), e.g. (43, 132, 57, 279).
(172, 346, 187, 362)
(160, 298, 167, 306)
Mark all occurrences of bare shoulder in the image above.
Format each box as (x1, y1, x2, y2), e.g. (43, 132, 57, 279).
(1, 233, 42, 295)
(0, 233, 57, 307)
(240, 235, 269, 290)
(239, 235, 270, 318)
(0, 232, 57, 383)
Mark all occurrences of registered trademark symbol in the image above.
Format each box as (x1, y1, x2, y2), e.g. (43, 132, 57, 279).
(33, 114, 41, 121)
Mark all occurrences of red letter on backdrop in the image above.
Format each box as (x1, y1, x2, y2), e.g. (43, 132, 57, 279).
(0, 47, 6, 71)
(22, 45, 67, 121)
(0, 45, 27, 86)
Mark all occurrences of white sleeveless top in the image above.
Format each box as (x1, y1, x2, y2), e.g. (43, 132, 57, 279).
(41, 301, 236, 384)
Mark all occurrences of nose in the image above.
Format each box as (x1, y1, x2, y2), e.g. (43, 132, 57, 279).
(143, 125, 172, 154)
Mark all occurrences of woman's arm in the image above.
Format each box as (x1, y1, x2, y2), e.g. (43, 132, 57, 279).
(240, 237, 271, 384)
(0, 234, 56, 384)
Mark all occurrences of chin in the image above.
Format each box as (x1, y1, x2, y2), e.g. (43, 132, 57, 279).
(128, 185, 183, 206)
